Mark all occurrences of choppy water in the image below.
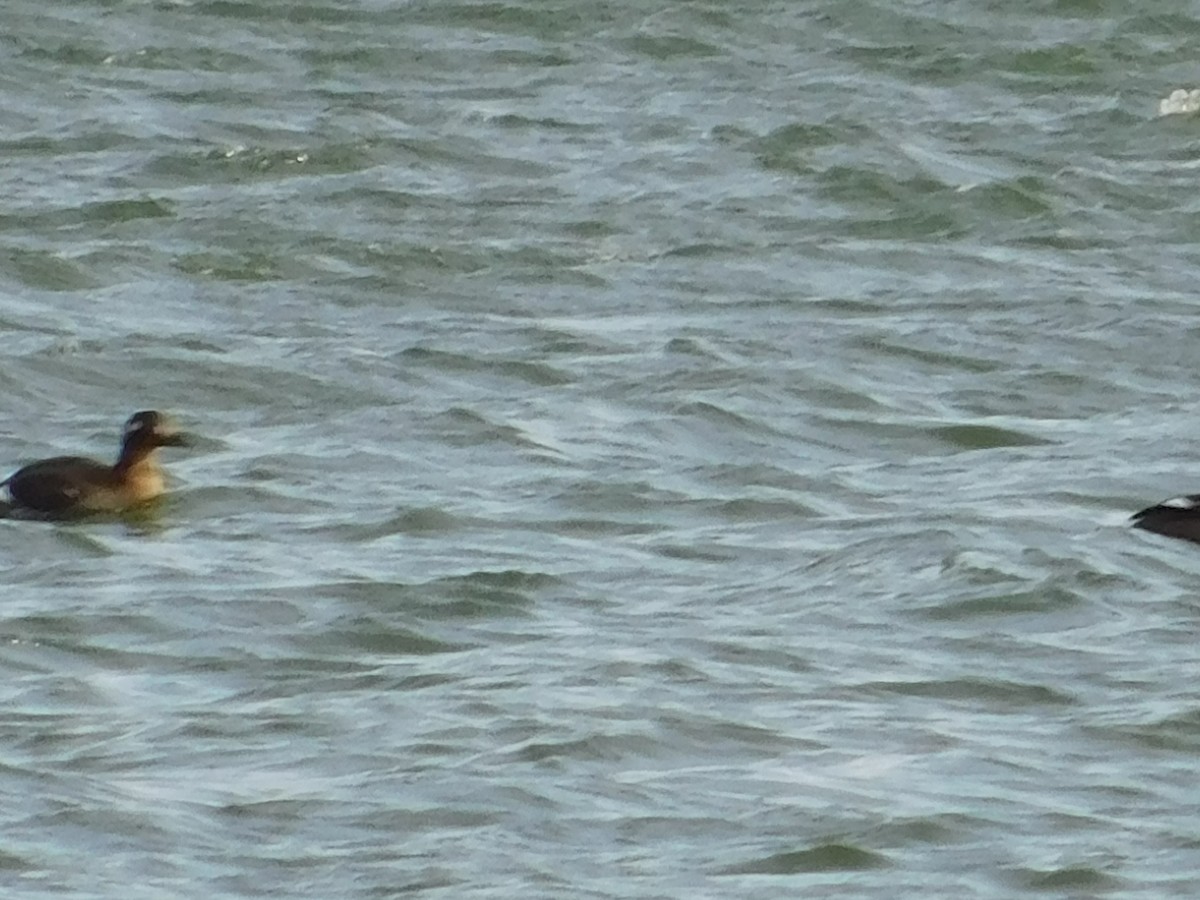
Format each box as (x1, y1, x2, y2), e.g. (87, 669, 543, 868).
(5, 1, 1200, 897)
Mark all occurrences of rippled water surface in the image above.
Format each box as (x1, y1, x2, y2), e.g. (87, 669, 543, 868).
(6, 1, 1200, 897)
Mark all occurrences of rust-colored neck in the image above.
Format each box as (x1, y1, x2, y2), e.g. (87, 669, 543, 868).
(114, 440, 159, 478)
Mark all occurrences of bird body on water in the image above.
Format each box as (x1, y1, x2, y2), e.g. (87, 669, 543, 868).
(1132, 494, 1200, 545)
(0, 411, 187, 517)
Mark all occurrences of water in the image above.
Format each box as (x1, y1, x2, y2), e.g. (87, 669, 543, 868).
(3, 1, 1200, 896)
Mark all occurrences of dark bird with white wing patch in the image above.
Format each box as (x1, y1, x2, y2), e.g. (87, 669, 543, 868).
(1132, 494, 1200, 544)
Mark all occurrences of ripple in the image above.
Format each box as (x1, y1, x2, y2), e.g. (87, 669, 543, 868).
(1008, 865, 1123, 893)
(625, 34, 723, 60)
(1093, 708, 1200, 753)
(332, 506, 464, 539)
(859, 678, 1076, 707)
(430, 406, 565, 453)
(928, 423, 1051, 451)
(288, 570, 558, 621)
(719, 842, 891, 875)
(402, 347, 572, 388)
(0, 247, 100, 291)
(915, 587, 1082, 622)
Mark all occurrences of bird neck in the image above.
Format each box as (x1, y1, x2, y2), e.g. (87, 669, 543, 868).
(114, 443, 160, 477)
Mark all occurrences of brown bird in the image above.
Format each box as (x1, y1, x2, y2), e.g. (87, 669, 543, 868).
(1, 411, 188, 516)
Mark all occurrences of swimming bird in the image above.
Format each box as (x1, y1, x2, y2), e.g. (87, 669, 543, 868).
(1, 411, 188, 517)
(1132, 495, 1200, 544)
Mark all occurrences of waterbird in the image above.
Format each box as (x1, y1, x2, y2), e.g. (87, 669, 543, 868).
(0, 411, 188, 517)
(1132, 494, 1200, 544)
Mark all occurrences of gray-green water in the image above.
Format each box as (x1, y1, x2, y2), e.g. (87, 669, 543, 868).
(3, 1, 1200, 897)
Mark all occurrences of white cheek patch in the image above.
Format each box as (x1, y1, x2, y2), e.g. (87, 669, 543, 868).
(1161, 496, 1199, 510)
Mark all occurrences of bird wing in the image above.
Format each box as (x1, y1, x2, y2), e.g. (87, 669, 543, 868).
(4, 457, 110, 514)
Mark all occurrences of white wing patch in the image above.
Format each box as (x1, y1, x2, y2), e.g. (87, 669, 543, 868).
(1161, 496, 1199, 509)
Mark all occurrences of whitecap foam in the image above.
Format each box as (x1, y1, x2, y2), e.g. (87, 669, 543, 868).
(1159, 88, 1200, 116)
